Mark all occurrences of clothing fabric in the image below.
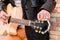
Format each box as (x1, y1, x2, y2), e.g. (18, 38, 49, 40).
(25, 26, 49, 40)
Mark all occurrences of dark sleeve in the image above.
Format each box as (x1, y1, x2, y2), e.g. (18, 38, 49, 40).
(3, 0, 15, 7)
(0, 0, 10, 11)
(40, 0, 56, 13)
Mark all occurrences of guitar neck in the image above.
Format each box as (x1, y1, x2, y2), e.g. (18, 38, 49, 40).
(9, 17, 35, 26)
(8, 17, 50, 34)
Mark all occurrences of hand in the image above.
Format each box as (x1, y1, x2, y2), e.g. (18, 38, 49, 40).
(0, 10, 9, 24)
(37, 10, 50, 21)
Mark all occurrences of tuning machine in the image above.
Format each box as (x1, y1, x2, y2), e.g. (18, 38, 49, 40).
(38, 20, 50, 34)
(38, 27, 42, 33)
(39, 27, 42, 30)
(35, 29, 38, 32)
(35, 20, 50, 34)
(41, 32, 44, 34)
(38, 30, 41, 33)
(35, 26, 39, 32)
(35, 26, 42, 33)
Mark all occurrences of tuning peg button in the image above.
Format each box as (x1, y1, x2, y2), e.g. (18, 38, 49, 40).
(35, 30, 38, 32)
(38, 31, 41, 33)
(39, 27, 42, 30)
(41, 32, 44, 34)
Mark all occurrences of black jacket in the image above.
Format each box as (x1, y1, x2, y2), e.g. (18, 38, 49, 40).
(21, 0, 56, 20)
(21, 0, 56, 13)
(3, 0, 56, 20)
(3, 0, 56, 12)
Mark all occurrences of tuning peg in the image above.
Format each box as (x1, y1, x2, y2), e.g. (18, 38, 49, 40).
(36, 26, 39, 29)
(39, 27, 42, 30)
(38, 30, 41, 33)
(35, 30, 38, 33)
(41, 32, 44, 34)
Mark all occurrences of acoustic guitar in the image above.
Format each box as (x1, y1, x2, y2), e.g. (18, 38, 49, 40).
(0, 2, 50, 40)
(6, 3, 51, 35)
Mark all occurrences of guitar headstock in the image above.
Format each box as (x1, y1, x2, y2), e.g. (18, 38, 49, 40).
(30, 20, 50, 34)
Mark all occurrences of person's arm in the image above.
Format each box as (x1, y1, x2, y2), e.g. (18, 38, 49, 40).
(40, 0, 56, 13)
(37, 0, 56, 20)
(0, 0, 11, 24)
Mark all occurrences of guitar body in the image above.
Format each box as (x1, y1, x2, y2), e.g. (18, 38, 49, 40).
(5, 29, 27, 40)
(4, 3, 27, 40)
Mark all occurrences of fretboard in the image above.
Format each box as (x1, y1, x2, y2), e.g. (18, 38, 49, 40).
(9, 17, 35, 26)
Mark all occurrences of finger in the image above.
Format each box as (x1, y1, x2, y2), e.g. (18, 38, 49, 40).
(39, 13, 46, 21)
(41, 13, 47, 21)
(45, 13, 50, 20)
(0, 15, 8, 20)
(41, 13, 45, 21)
(3, 15, 9, 19)
(0, 18, 8, 24)
(43, 12, 50, 20)
(37, 13, 41, 20)
(0, 13, 9, 20)
(37, 13, 44, 21)
(0, 16, 8, 23)
(3, 19, 8, 24)
(1, 11, 9, 17)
